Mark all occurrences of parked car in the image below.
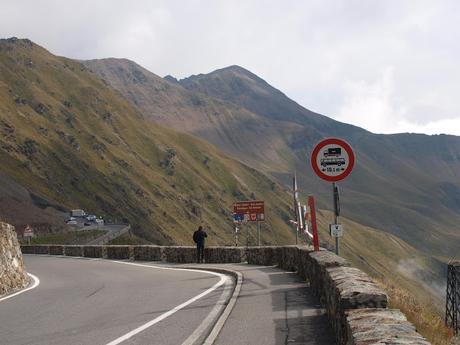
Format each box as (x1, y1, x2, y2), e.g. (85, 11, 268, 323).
(66, 220, 77, 225)
(84, 222, 91, 226)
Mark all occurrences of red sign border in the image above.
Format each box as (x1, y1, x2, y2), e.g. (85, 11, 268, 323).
(310, 138, 355, 182)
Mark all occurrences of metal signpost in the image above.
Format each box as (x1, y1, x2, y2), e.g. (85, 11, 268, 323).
(233, 200, 265, 246)
(310, 138, 355, 255)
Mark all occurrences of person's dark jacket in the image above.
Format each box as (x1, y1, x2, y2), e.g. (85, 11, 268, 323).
(193, 229, 207, 246)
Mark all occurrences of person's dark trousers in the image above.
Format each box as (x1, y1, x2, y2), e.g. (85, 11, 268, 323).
(196, 244, 204, 263)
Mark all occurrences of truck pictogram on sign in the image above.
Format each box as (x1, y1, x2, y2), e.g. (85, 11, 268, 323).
(323, 147, 342, 157)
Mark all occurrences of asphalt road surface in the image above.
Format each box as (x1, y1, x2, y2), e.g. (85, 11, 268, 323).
(0, 256, 231, 345)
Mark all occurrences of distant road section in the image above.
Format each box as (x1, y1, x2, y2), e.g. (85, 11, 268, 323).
(0, 256, 230, 345)
(86, 224, 131, 245)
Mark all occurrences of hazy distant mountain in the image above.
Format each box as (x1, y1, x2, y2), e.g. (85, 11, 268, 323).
(85, 58, 460, 259)
(180, 65, 332, 126)
(178, 65, 460, 259)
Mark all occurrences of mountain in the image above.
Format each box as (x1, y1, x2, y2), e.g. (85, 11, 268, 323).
(83, 59, 301, 174)
(0, 37, 299, 245)
(179, 65, 460, 258)
(84, 58, 460, 260)
(0, 39, 450, 323)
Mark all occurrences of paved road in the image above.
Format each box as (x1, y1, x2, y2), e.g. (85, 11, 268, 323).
(0, 256, 231, 345)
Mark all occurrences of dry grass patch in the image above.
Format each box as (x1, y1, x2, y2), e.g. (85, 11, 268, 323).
(378, 279, 454, 345)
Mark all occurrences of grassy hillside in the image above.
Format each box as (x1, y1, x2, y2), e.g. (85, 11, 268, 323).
(0, 37, 297, 245)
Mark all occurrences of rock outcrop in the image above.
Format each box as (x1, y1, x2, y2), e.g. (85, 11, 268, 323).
(0, 222, 29, 296)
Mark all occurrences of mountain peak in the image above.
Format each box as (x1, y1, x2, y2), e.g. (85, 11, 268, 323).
(0, 37, 35, 49)
(181, 65, 263, 84)
(164, 75, 179, 84)
(214, 64, 253, 75)
(178, 64, 331, 127)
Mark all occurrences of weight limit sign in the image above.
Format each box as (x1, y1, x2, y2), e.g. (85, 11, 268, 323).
(310, 138, 355, 182)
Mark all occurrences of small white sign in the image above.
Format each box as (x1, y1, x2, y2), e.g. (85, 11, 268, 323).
(329, 224, 343, 237)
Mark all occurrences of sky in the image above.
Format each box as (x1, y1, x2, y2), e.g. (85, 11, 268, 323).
(1, 0, 460, 135)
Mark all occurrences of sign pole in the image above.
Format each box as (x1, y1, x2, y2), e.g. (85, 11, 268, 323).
(257, 220, 260, 246)
(246, 224, 249, 249)
(295, 222, 298, 245)
(310, 138, 354, 257)
(333, 182, 340, 255)
(235, 225, 239, 246)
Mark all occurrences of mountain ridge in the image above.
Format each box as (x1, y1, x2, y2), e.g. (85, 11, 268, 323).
(83, 56, 460, 260)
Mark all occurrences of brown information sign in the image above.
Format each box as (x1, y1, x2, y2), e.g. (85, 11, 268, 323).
(233, 200, 265, 222)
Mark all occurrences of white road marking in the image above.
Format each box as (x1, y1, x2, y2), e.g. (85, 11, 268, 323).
(20, 255, 232, 344)
(104, 261, 229, 345)
(181, 275, 233, 345)
(0, 273, 40, 303)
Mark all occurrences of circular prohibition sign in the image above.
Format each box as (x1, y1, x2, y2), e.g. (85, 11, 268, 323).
(310, 138, 355, 182)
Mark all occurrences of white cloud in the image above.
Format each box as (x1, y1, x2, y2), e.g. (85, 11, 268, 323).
(1, 0, 460, 135)
(336, 67, 404, 134)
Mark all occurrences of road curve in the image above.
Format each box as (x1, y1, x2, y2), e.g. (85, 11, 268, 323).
(0, 256, 231, 345)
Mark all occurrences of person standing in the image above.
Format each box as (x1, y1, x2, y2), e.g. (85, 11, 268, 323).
(193, 226, 207, 263)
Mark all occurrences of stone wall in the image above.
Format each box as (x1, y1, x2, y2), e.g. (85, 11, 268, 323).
(21, 244, 430, 344)
(247, 246, 430, 345)
(22, 245, 246, 263)
(1, 222, 29, 296)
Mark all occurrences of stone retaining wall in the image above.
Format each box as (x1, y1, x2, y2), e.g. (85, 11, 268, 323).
(1, 223, 29, 296)
(106, 245, 131, 260)
(21, 244, 430, 344)
(133, 246, 162, 261)
(64, 246, 83, 257)
(247, 245, 429, 345)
